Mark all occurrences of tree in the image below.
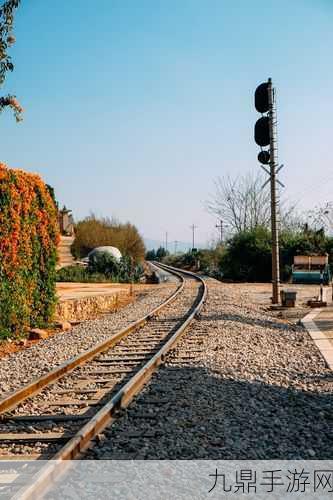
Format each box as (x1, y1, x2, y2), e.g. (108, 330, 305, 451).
(145, 249, 156, 261)
(220, 226, 272, 282)
(207, 170, 299, 234)
(71, 214, 145, 263)
(0, 0, 23, 121)
(307, 202, 333, 234)
(155, 246, 168, 261)
(207, 172, 271, 233)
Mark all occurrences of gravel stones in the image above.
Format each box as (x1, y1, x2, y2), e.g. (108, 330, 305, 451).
(86, 280, 332, 460)
(0, 284, 178, 398)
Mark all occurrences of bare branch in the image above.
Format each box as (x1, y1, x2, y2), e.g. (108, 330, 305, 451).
(206, 171, 271, 233)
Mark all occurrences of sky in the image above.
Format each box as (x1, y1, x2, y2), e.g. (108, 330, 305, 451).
(0, 0, 332, 247)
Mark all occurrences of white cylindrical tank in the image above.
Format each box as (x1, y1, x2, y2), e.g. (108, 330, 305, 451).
(88, 246, 122, 262)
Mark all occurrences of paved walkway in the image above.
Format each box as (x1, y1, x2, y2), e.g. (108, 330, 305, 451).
(314, 308, 333, 348)
(302, 303, 333, 370)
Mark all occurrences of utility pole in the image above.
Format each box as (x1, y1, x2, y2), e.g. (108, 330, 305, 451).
(190, 224, 197, 251)
(216, 219, 223, 243)
(267, 78, 280, 304)
(165, 231, 168, 252)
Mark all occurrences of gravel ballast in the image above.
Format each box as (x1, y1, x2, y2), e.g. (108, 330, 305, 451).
(0, 283, 178, 398)
(86, 279, 332, 460)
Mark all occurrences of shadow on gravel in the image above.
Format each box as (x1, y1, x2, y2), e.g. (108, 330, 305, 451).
(90, 366, 332, 460)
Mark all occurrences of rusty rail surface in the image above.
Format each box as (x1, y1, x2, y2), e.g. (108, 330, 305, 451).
(4, 264, 207, 500)
(0, 265, 184, 416)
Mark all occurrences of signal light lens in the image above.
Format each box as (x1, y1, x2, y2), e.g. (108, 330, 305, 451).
(255, 116, 270, 147)
(255, 82, 269, 113)
(258, 150, 270, 164)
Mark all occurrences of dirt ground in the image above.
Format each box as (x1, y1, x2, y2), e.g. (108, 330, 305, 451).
(228, 282, 331, 323)
(56, 282, 160, 300)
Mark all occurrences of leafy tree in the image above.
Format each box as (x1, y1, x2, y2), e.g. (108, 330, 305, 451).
(71, 214, 145, 263)
(155, 246, 168, 261)
(145, 249, 156, 261)
(220, 226, 272, 281)
(0, 0, 23, 121)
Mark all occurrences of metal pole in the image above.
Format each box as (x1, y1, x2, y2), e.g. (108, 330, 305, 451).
(165, 232, 168, 252)
(190, 225, 197, 250)
(216, 219, 223, 243)
(268, 78, 280, 304)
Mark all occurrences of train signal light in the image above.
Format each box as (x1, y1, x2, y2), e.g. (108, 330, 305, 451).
(254, 78, 281, 304)
(255, 82, 269, 113)
(258, 150, 270, 164)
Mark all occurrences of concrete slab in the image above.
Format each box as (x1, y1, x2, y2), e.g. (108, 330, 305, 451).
(302, 307, 333, 370)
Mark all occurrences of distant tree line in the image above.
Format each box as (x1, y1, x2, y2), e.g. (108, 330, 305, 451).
(164, 225, 333, 282)
(162, 170, 333, 282)
(145, 247, 169, 262)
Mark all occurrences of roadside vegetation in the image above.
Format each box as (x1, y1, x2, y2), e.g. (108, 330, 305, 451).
(160, 225, 333, 282)
(57, 252, 144, 284)
(152, 171, 333, 283)
(0, 164, 59, 338)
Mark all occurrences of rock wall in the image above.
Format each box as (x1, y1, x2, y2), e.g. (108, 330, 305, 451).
(55, 290, 132, 321)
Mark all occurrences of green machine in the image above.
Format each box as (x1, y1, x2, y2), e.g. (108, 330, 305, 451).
(292, 255, 331, 285)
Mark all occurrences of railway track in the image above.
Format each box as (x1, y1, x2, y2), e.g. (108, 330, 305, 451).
(0, 263, 206, 498)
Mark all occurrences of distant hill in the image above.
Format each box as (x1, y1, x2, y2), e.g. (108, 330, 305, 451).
(144, 238, 205, 253)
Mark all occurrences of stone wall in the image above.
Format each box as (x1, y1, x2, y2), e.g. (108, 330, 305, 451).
(55, 290, 132, 321)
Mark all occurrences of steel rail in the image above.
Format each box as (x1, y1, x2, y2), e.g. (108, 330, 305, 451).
(10, 265, 207, 500)
(0, 266, 185, 417)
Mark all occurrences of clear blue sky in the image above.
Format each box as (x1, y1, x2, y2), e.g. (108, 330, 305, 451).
(0, 0, 332, 246)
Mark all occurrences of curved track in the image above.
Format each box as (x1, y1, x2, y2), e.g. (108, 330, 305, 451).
(0, 264, 206, 499)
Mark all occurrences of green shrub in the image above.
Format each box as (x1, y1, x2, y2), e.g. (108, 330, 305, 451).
(56, 265, 91, 282)
(220, 227, 272, 281)
(56, 255, 144, 284)
(56, 265, 113, 283)
(89, 251, 119, 276)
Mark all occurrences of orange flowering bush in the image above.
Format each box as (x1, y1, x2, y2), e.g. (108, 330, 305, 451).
(0, 163, 59, 337)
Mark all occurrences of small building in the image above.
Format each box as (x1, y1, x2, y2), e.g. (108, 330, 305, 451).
(58, 206, 74, 236)
(292, 255, 331, 285)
